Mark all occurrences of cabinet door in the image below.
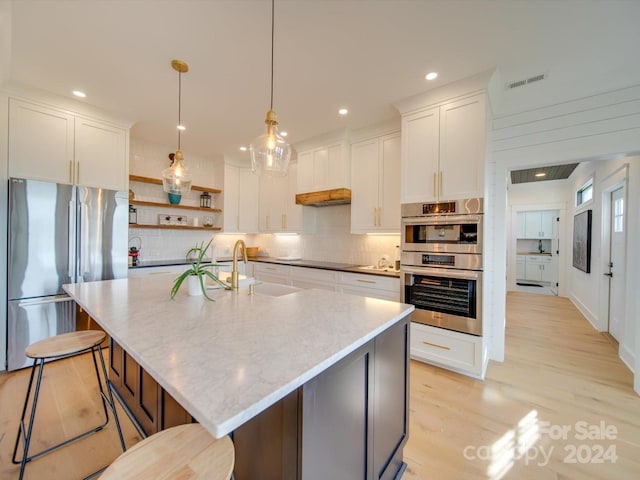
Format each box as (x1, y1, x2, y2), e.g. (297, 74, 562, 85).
(401, 107, 439, 203)
(238, 167, 259, 233)
(540, 258, 553, 283)
(379, 133, 401, 232)
(516, 256, 525, 280)
(284, 162, 303, 232)
(516, 213, 526, 238)
(350, 138, 380, 233)
(312, 147, 329, 190)
(223, 164, 240, 232)
(439, 94, 485, 201)
(524, 212, 543, 238)
(75, 117, 128, 190)
(524, 258, 542, 281)
(8, 99, 74, 184)
(259, 175, 284, 232)
(301, 342, 373, 480)
(326, 143, 349, 189)
(540, 211, 555, 239)
(296, 150, 314, 193)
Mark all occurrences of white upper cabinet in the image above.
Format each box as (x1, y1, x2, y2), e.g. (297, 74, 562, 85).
(223, 164, 259, 233)
(350, 132, 401, 233)
(74, 117, 127, 190)
(8, 99, 74, 184)
(517, 211, 555, 239)
(259, 162, 302, 233)
(296, 142, 349, 192)
(401, 93, 486, 203)
(8, 98, 128, 191)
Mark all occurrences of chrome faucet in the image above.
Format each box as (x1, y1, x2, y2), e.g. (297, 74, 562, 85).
(231, 239, 247, 289)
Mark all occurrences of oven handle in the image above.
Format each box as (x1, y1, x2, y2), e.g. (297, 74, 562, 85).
(402, 266, 481, 280)
(402, 215, 481, 224)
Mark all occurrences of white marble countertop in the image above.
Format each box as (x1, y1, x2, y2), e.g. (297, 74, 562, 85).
(63, 276, 413, 439)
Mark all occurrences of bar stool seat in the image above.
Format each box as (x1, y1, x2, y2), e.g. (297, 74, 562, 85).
(99, 424, 234, 480)
(13, 330, 126, 480)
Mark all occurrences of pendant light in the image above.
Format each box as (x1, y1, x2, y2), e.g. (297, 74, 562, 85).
(250, 0, 291, 177)
(162, 59, 193, 195)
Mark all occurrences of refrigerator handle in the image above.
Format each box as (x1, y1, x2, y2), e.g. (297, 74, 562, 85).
(77, 198, 84, 281)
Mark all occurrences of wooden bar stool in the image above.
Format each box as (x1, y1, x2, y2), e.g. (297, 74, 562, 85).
(99, 424, 234, 480)
(12, 330, 126, 480)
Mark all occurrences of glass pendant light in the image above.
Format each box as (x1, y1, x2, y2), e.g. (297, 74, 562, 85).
(162, 59, 193, 195)
(250, 0, 291, 177)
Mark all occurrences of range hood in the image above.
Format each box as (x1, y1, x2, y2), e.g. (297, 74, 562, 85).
(295, 188, 351, 207)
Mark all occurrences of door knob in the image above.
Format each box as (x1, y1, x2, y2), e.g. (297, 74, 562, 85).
(604, 272, 613, 277)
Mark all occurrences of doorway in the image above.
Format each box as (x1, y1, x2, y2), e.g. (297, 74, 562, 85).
(605, 187, 626, 341)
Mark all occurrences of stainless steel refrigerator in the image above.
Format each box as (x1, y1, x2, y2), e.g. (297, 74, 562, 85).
(7, 177, 128, 370)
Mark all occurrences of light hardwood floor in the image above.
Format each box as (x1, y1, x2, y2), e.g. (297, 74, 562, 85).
(1, 292, 639, 479)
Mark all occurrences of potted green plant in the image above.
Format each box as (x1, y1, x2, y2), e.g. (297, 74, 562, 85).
(170, 239, 230, 300)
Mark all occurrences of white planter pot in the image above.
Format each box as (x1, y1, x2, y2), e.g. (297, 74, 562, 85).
(187, 275, 203, 296)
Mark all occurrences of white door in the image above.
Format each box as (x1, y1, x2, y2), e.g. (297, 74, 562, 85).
(607, 187, 626, 341)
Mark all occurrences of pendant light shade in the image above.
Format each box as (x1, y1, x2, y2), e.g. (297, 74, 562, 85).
(250, 0, 291, 177)
(162, 59, 193, 195)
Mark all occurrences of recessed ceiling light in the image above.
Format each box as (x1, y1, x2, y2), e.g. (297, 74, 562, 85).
(72, 90, 86, 98)
(338, 108, 348, 115)
(177, 124, 186, 131)
(239, 146, 248, 151)
(280, 131, 288, 137)
(425, 72, 438, 81)
(535, 172, 546, 177)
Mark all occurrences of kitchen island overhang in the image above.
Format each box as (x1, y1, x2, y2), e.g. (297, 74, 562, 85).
(64, 276, 413, 479)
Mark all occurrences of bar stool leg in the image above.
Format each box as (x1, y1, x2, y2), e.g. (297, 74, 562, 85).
(12, 358, 46, 480)
(95, 344, 126, 452)
(12, 346, 126, 480)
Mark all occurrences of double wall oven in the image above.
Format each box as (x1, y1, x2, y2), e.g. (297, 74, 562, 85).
(401, 198, 483, 336)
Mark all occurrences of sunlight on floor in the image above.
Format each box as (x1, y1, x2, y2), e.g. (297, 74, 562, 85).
(487, 410, 540, 479)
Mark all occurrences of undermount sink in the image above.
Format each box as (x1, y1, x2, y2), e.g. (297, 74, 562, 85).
(241, 282, 302, 297)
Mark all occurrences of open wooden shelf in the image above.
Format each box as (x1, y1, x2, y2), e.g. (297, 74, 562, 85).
(129, 224, 222, 231)
(129, 199, 222, 213)
(130, 175, 222, 194)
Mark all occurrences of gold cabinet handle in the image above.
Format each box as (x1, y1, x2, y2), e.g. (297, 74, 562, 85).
(373, 207, 377, 226)
(423, 341, 451, 351)
(357, 279, 376, 284)
(439, 171, 443, 196)
(433, 172, 437, 197)
(69, 161, 73, 183)
(76, 161, 80, 184)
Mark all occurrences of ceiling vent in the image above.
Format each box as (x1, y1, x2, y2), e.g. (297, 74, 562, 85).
(505, 73, 547, 90)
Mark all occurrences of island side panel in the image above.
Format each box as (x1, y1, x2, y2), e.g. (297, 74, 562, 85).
(374, 315, 410, 479)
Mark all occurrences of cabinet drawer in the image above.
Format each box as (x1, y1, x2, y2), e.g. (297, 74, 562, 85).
(290, 266, 337, 283)
(410, 322, 482, 375)
(338, 272, 400, 293)
(128, 265, 188, 278)
(254, 263, 291, 285)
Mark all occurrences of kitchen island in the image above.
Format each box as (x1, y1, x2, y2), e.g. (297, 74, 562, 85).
(64, 275, 413, 479)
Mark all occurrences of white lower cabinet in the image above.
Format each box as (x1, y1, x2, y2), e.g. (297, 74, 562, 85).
(290, 267, 337, 292)
(128, 264, 190, 278)
(516, 255, 525, 280)
(410, 322, 484, 378)
(338, 272, 400, 301)
(254, 263, 291, 285)
(523, 255, 553, 283)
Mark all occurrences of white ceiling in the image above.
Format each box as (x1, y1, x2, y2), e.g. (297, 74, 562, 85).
(5, 0, 640, 161)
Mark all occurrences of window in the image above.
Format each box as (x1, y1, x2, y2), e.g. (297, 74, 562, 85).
(576, 178, 593, 207)
(614, 197, 624, 233)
